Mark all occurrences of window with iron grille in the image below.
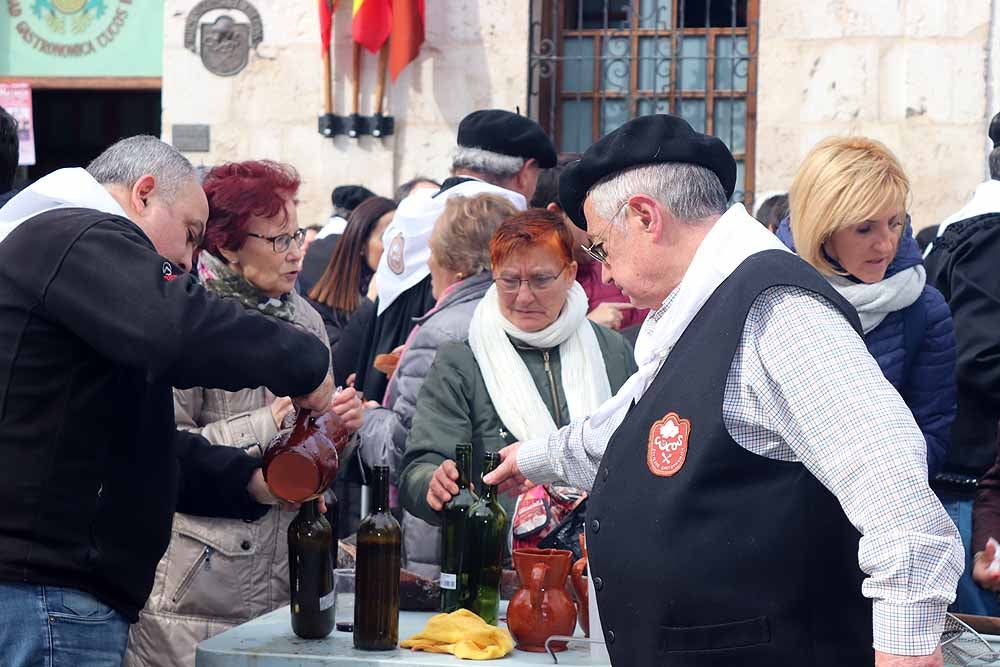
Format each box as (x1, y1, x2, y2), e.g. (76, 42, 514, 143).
(528, 0, 759, 204)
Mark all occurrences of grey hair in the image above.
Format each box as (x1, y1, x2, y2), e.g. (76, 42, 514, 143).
(990, 147, 1000, 181)
(430, 194, 519, 276)
(452, 146, 525, 182)
(588, 162, 728, 226)
(86, 135, 195, 201)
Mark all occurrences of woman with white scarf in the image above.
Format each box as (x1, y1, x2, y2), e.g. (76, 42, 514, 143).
(399, 210, 636, 553)
(777, 136, 956, 479)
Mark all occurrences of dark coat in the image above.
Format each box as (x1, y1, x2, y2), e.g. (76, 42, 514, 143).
(778, 219, 957, 477)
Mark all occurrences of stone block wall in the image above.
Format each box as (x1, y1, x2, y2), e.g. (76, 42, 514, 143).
(756, 0, 996, 228)
(162, 0, 529, 228)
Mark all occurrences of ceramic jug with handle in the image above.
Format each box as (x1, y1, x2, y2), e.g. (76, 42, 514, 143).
(506, 548, 577, 652)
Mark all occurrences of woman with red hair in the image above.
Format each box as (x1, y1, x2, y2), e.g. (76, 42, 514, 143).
(399, 209, 636, 561)
(125, 160, 364, 667)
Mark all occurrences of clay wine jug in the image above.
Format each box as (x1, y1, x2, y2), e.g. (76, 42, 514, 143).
(506, 548, 577, 653)
(263, 407, 347, 503)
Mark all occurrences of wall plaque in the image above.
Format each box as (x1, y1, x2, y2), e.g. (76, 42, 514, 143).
(172, 124, 211, 153)
(183, 0, 263, 77)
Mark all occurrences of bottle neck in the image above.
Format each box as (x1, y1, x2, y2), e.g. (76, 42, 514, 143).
(455, 448, 473, 490)
(481, 455, 499, 501)
(371, 466, 390, 513)
(299, 498, 321, 520)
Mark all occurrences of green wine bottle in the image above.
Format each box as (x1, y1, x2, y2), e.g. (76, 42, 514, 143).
(287, 500, 335, 639)
(439, 442, 478, 612)
(354, 465, 401, 650)
(462, 451, 508, 625)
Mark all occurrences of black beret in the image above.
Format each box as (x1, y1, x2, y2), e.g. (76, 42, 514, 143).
(457, 109, 557, 169)
(332, 184, 376, 211)
(558, 114, 737, 229)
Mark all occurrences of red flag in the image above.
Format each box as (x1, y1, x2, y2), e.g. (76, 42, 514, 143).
(388, 0, 425, 80)
(352, 0, 393, 54)
(319, 0, 337, 55)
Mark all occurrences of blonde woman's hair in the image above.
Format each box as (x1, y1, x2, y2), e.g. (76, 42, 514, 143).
(430, 194, 519, 276)
(789, 136, 910, 275)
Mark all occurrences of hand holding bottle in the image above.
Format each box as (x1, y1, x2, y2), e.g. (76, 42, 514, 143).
(427, 460, 469, 511)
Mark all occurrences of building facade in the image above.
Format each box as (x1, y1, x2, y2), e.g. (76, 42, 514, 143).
(4, 1, 997, 229)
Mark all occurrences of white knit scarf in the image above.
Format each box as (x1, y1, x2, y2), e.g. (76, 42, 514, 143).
(590, 204, 789, 428)
(468, 282, 611, 442)
(826, 265, 925, 334)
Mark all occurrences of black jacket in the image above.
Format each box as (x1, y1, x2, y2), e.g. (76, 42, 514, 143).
(926, 212, 1000, 479)
(0, 208, 329, 621)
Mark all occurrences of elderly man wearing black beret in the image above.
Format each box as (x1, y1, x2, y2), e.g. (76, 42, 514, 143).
(485, 114, 962, 667)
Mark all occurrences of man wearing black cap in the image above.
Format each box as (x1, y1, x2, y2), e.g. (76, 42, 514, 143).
(353, 109, 555, 405)
(925, 110, 1000, 617)
(486, 114, 962, 666)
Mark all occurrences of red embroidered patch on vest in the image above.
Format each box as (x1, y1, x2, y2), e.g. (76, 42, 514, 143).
(647, 412, 691, 477)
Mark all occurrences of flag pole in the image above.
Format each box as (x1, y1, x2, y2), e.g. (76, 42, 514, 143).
(351, 41, 362, 116)
(374, 41, 388, 116)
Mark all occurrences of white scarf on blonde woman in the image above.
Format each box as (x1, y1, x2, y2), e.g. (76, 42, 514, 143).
(590, 203, 790, 428)
(468, 282, 611, 442)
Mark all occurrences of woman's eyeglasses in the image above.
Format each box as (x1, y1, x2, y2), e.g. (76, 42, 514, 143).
(496, 265, 568, 294)
(246, 228, 307, 254)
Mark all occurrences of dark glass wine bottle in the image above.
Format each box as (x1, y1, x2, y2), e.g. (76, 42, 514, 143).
(439, 442, 478, 612)
(354, 465, 401, 650)
(462, 451, 508, 625)
(287, 500, 335, 639)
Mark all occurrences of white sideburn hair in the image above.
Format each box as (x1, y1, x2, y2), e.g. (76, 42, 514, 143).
(452, 146, 525, 181)
(86, 135, 196, 202)
(587, 162, 729, 227)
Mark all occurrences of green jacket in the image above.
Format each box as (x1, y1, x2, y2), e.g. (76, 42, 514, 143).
(400, 321, 637, 526)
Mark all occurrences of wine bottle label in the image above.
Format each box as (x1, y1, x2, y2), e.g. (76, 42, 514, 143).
(440, 572, 457, 590)
(319, 589, 335, 611)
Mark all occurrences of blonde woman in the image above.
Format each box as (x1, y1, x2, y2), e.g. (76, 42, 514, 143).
(779, 137, 956, 478)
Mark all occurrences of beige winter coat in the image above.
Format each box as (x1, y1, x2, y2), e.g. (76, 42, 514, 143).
(124, 291, 330, 667)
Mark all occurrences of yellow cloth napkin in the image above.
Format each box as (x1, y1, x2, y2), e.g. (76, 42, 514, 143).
(401, 608, 514, 660)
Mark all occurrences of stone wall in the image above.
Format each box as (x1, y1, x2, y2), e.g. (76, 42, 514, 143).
(162, 0, 529, 228)
(755, 0, 996, 229)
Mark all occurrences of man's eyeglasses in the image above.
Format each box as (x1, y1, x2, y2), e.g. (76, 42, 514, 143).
(496, 265, 568, 294)
(246, 228, 307, 253)
(581, 199, 630, 265)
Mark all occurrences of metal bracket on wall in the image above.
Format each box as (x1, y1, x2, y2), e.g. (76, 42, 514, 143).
(318, 113, 394, 139)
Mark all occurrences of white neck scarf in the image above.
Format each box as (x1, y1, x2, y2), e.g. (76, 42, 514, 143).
(468, 282, 611, 442)
(827, 265, 925, 334)
(591, 204, 789, 428)
(0, 168, 129, 243)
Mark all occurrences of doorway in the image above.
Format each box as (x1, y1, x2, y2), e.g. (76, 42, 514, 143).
(22, 88, 161, 185)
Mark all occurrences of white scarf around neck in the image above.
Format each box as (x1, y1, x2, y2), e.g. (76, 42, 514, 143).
(468, 282, 611, 442)
(826, 265, 925, 334)
(591, 204, 789, 428)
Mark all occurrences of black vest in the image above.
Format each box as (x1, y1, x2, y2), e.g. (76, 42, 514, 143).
(587, 250, 873, 667)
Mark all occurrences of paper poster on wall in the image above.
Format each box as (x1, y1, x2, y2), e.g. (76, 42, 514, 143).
(0, 83, 35, 166)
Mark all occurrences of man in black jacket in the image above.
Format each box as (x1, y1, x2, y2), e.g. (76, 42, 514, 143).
(0, 135, 332, 666)
(925, 112, 1000, 616)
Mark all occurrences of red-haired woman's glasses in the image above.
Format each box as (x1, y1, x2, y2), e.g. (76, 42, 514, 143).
(246, 228, 307, 253)
(496, 265, 568, 294)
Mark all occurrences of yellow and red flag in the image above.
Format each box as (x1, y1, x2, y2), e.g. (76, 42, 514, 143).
(352, 0, 393, 54)
(388, 0, 425, 80)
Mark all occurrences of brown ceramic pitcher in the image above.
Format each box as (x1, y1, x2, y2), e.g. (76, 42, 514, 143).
(263, 407, 347, 503)
(571, 533, 590, 637)
(507, 548, 577, 653)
